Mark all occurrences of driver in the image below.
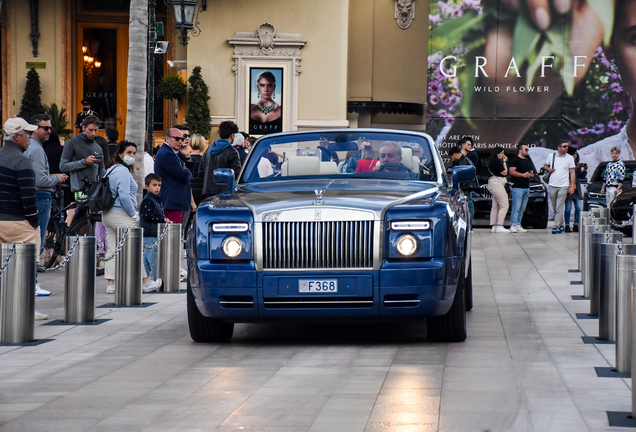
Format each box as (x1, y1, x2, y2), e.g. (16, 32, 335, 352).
(376, 141, 408, 172)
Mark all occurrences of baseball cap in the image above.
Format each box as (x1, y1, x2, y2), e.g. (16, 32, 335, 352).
(3, 117, 38, 135)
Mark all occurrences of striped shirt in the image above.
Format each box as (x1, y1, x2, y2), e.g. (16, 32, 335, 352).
(0, 141, 38, 226)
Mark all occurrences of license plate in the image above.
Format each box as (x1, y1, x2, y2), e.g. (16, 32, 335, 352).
(299, 279, 338, 293)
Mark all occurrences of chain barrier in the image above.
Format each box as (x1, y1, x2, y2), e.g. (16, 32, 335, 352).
(0, 243, 16, 278)
(142, 223, 171, 250)
(102, 228, 129, 262)
(610, 211, 634, 229)
(38, 237, 80, 273)
(618, 240, 624, 256)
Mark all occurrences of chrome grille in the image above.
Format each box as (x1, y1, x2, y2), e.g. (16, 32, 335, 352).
(262, 221, 374, 269)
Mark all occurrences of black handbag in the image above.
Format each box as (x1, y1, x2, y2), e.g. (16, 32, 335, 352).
(88, 167, 117, 212)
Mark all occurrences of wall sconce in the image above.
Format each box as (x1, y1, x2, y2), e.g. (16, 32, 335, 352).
(167, 60, 187, 70)
(169, 0, 203, 46)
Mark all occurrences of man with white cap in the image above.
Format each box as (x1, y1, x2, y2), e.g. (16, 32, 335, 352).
(0, 117, 48, 320)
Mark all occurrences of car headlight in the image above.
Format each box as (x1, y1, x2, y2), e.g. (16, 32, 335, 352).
(396, 234, 418, 256)
(222, 237, 243, 257)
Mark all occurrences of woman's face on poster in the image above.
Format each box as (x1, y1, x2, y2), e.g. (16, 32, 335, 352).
(257, 78, 275, 101)
(612, 0, 636, 98)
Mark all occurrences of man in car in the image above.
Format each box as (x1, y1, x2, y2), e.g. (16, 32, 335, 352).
(508, 143, 536, 233)
(377, 141, 404, 171)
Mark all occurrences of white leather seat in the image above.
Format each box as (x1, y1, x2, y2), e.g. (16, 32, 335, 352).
(320, 161, 339, 174)
(281, 156, 321, 176)
(401, 147, 413, 170)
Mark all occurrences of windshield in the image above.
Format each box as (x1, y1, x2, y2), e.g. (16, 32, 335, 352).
(240, 131, 440, 183)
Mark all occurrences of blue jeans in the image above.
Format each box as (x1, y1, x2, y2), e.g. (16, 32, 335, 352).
(143, 237, 158, 280)
(565, 197, 582, 226)
(36, 193, 53, 254)
(510, 188, 529, 227)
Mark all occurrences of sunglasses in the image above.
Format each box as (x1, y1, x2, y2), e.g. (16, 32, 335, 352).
(182, 134, 190, 139)
(38, 126, 52, 131)
(559, 145, 569, 148)
(168, 135, 184, 142)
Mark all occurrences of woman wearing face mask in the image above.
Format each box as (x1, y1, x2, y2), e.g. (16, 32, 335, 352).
(102, 140, 161, 294)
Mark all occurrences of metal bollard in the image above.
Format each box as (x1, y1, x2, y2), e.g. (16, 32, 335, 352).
(590, 226, 612, 316)
(583, 219, 607, 298)
(156, 223, 182, 292)
(580, 216, 596, 284)
(615, 253, 636, 373)
(64, 236, 96, 324)
(599, 234, 625, 340)
(0, 243, 36, 344)
(115, 227, 143, 306)
(578, 211, 591, 271)
(590, 208, 602, 218)
(598, 207, 610, 221)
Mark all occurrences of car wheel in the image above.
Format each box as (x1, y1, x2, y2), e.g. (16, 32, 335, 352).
(465, 258, 473, 312)
(427, 262, 467, 342)
(187, 280, 234, 343)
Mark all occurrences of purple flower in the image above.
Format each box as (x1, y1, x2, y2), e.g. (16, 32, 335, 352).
(446, 94, 459, 107)
(429, 14, 442, 24)
(429, 81, 442, 94)
(608, 119, 625, 133)
(444, 114, 455, 126)
(437, 1, 454, 15)
(592, 123, 605, 134)
(452, 5, 464, 17)
(430, 94, 441, 105)
(606, 72, 620, 81)
(614, 102, 624, 113)
(600, 53, 611, 68)
(610, 82, 623, 93)
(463, 0, 481, 10)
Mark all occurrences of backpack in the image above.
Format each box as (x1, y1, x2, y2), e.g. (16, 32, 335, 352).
(88, 167, 117, 212)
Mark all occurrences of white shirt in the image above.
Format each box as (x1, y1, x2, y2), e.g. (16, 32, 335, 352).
(257, 157, 274, 178)
(545, 152, 575, 187)
(144, 152, 155, 176)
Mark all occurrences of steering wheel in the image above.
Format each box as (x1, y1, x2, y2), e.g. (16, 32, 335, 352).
(377, 163, 412, 173)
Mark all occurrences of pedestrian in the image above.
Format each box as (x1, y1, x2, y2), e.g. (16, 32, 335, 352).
(105, 127, 119, 158)
(25, 114, 68, 258)
(173, 124, 197, 238)
(508, 143, 536, 233)
(74, 99, 97, 132)
(140, 173, 168, 286)
(0, 117, 48, 320)
(43, 127, 73, 211)
(102, 140, 162, 294)
(601, 146, 625, 207)
(233, 132, 250, 165)
(450, 142, 477, 222)
(60, 115, 105, 198)
(199, 120, 242, 198)
(543, 140, 576, 234)
(564, 148, 587, 232)
(487, 146, 510, 233)
(189, 133, 207, 206)
(459, 136, 478, 166)
(154, 128, 194, 224)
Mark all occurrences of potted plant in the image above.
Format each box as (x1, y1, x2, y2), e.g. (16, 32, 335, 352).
(156, 74, 187, 100)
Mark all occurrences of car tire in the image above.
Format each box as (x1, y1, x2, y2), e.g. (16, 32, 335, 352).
(427, 262, 467, 342)
(187, 280, 234, 343)
(465, 258, 473, 312)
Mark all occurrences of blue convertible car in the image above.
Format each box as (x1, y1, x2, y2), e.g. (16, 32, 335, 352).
(186, 129, 474, 342)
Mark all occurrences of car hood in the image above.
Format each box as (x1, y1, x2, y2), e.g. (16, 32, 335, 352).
(227, 179, 442, 220)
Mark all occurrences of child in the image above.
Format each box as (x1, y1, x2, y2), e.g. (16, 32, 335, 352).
(140, 173, 169, 291)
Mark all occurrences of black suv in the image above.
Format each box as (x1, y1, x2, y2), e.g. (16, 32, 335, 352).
(470, 149, 549, 229)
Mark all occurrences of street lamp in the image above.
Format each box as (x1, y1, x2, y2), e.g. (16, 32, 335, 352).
(171, 0, 203, 46)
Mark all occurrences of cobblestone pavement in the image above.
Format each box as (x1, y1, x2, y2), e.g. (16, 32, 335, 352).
(0, 228, 633, 431)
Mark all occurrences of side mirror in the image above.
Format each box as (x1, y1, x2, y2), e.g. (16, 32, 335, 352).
(452, 165, 476, 190)
(213, 169, 235, 193)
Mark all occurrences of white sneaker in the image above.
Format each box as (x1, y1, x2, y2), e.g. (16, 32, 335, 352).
(35, 282, 51, 296)
(142, 278, 162, 293)
(106, 284, 115, 294)
(510, 225, 518, 233)
(515, 225, 527, 233)
(494, 226, 510, 233)
(491, 226, 496, 233)
(34, 310, 48, 320)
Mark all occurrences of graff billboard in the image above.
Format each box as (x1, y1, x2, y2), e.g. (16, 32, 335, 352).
(427, 0, 632, 177)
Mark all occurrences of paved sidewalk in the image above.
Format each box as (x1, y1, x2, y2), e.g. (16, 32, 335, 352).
(0, 228, 634, 431)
